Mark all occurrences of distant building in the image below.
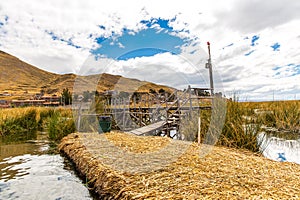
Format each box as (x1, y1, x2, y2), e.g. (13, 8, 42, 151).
(0, 92, 11, 96)
(0, 100, 10, 108)
(33, 93, 43, 99)
(11, 100, 45, 107)
(41, 95, 61, 107)
(40, 95, 61, 103)
(11, 95, 61, 107)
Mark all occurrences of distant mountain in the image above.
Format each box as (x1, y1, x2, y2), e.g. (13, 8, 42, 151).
(0, 50, 171, 99)
(0, 51, 56, 94)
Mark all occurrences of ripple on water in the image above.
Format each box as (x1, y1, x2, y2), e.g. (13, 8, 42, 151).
(0, 154, 93, 200)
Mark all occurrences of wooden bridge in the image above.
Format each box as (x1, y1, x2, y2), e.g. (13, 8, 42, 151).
(96, 85, 214, 139)
(75, 86, 213, 139)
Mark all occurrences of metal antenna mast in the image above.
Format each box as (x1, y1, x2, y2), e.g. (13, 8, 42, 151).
(205, 41, 214, 96)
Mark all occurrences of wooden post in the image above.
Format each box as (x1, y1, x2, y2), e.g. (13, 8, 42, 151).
(176, 90, 179, 108)
(175, 90, 180, 140)
(165, 92, 168, 109)
(113, 98, 116, 110)
(128, 96, 130, 110)
(139, 106, 142, 127)
(198, 115, 201, 144)
(123, 98, 126, 130)
(77, 101, 82, 132)
(188, 85, 192, 116)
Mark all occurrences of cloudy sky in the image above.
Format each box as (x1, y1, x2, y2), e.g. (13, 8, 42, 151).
(0, 0, 299, 101)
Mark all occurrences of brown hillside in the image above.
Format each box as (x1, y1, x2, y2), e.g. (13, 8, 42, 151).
(0, 51, 57, 95)
(0, 51, 172, 99)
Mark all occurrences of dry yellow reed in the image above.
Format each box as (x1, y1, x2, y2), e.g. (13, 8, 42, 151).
(59, 131, 300, 199)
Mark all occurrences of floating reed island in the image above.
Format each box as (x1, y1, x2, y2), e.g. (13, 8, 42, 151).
(59, 131, 300, 199)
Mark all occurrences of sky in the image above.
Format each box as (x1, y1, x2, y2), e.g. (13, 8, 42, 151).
(0, 0, 300, 101)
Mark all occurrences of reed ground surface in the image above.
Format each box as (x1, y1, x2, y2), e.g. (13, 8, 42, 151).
(59, 131, 300, 199)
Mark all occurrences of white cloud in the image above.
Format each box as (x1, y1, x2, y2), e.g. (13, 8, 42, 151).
(0, 0, 299, 100)
(80, 52, 213, 90)
(214, 0, 300, 34)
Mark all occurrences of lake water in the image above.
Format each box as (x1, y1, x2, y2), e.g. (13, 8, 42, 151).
(1, 130, 299, 199)
(0, 132, 94, 200)
(259, 132, 300, 164)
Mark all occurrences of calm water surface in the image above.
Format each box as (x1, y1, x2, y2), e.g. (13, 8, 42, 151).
(0, 132, 94, 200)
(259, 131, 300, 164)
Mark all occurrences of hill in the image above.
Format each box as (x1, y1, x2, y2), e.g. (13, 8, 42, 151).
(0, 51, 57, 96)
(0, 50, 171, 99)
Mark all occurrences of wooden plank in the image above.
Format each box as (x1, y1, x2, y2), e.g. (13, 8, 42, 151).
(127, 121, 165, 136)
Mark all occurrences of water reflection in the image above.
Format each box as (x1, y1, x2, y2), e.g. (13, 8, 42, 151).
(0, 155, 92, 199)
(0, 143, 40, 160)
(0, 132, 94, 200)
(259, 132, 300, 164)
(0, 131, 37, 145)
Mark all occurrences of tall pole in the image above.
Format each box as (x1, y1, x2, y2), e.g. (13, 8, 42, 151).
(206, 42, 214, 96)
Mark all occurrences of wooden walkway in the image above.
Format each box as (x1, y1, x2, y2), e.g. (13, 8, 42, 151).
(127, 121, 165, 136)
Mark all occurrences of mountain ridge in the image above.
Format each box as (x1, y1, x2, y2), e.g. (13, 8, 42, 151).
(0, 50, 171, 99)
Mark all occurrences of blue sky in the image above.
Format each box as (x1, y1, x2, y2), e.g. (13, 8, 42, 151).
(91, 25, 187, 60)
(271, 43, 280, 51)
(0, 0, 300, 101)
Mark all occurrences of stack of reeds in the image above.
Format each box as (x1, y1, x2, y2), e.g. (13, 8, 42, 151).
(59, 131, 300, 199)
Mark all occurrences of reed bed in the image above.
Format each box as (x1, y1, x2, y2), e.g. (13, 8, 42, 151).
(45, 108, 75, 141)
(218, 100, 263, 152)
(0, 107, 75, 142)
(259, 101, 300, 133)
(59, 131, 300, 199)
(0, 107, 40, 137)
(195, 100, 300, 152)
(179, 100, 263, 152)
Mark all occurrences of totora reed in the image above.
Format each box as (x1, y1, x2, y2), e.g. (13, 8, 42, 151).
(59, 131, 300, 199)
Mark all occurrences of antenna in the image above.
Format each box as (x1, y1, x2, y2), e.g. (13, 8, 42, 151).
(206, 42, 214, 95)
